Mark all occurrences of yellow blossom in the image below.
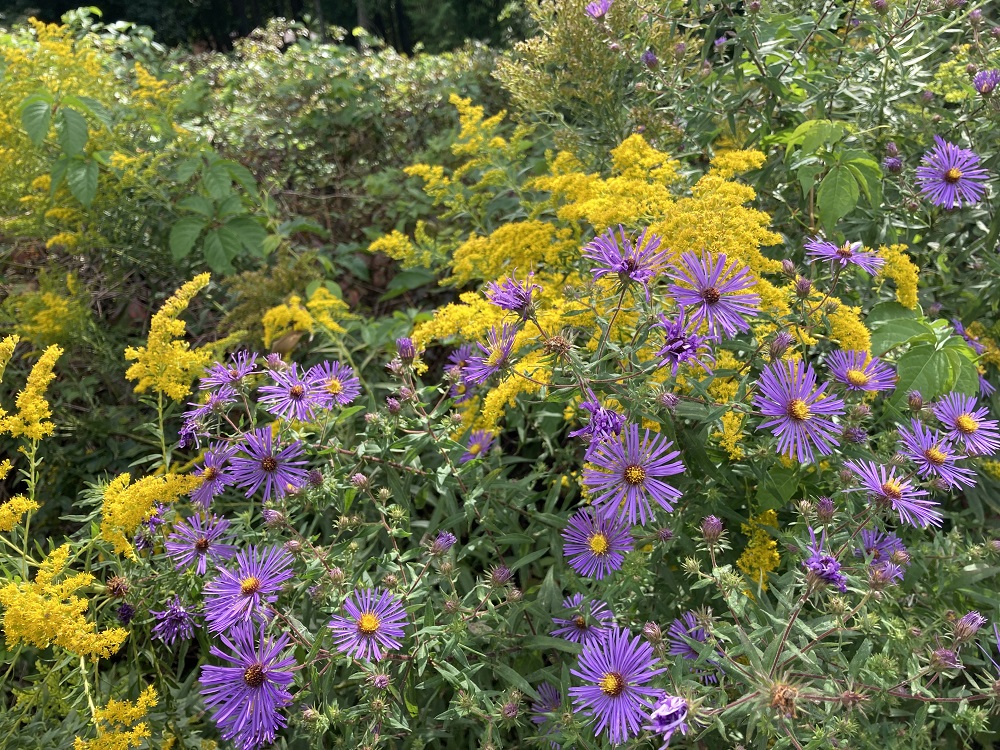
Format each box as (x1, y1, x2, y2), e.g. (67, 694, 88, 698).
(100, 473, 203, 557)
(877, 244, 919, 310)
(261, 295, 314, 349)
(75, 686, 158, 750)
(737, 510, 780, 589)
(306, 287, 353, 334)
(713, 411, 746, 460)
(0, 344, 62, 440)
(0, 495, 39, 533)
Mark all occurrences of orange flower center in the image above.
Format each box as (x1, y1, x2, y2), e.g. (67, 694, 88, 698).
(203, 466, 219, 481)
(880, 479, 903, 500)
(924, 446, 947, 465)
(836, 243, 854, 258)
(357, 612, 381, 635)
(243, 663, 266, 687)
(702, 287, 721, 304)
(573, 615, 587, 629)
(289, 385, 305, 399)
(944, 167, 963, 184)
(194, 537, 210, 553)
(955, 414, 979, 434)
(786, 399, 811, 421)
(240, 576, 262, 596)
(623, 465, 646, 485)
(600, 671, 626, 697)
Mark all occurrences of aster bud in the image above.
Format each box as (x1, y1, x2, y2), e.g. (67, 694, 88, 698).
(682, 557, 701, 575)
(264, 353, 288, 372)
(781, 258, 796, 277)
(439, 561, 454, 576)
(657, 527, 675, 542)
(929, 647, 962, 671)
(489, 564, 513, 587)
(382, 573, 398, 588)
(643, 621, 663, 643)
(770, 331, 794, 359)
(843, 425, 868, 445)
(284, 539, 303, 555)
(609, 42, 620, 51)
(748, 0, 761, 11)
(824, 299, 840, 314)
(116, 602, 136, 625)
(386, 358, 405, 376)
(507, 588, 523, 603)
(992, 27, 1000, 38)
(953, 611, 987, 643)
(816, 496, 835, 522)
(849, 403, 872, 420)
(443, 598, 460, 614)
(794, 276, 812, 298)
(106, 576, 129, 598)
(658, 391, 680, 411)
(969, 8, 982, 22)
(883, 156, 903, 174)
(838, 468, 854, 484)
(396, 337, 416, 362)
(641, 48, 659, 69)
(302, 707, 320, 723)
(350, 473, 369, 489)
(922, 90, 935, 103)
(885, 141, 899, 157)
(967, 63, 978, 75)
(449, 411, 464, 424)
(307, 469, 324, 487)
(386, 396, 401, 414)
(890, 548, 911, 566)
(827, 596, 849, 616)
(870, 0, 889, 14)
(989, 539, 1000, 554)
(364, 412, 379, 424)
(700, 515, 724, 544)
(328, 567, 345, 584)
(797, 499, 814, 518)
(398, 386, 414, 401)
(262, 508, 286, 528)
(378, 488, 392, 502)
(907, 390, 923, 411)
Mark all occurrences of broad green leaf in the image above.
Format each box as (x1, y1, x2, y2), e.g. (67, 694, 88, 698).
(66, 158, 98, 206)
(67, 95, 112, 129)
(870, 319, 936, 357)
(224, 216, 267, 255)
(867, 301, 919, 327)
(891, 345, 952, 405)
(201, 164, 232, 200)
(945, 346, 979, 396)
(755, 467, 798, 510)
(176, 195, 214, 216)
(169, 217, 207, 260)
(817, 165, 859, 232)
(797, 163, 825, 198)
(55, 108, 88, 156)
(845, 159, 883, 209)
(492, 662, 538, 700)
(203, 228, 235, 274)
(20, 95, 52, 146)
(174, 157, 202, 182)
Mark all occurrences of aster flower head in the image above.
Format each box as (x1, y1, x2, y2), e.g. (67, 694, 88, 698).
(583, 226, 668, 303)
(562, 509, 634, 580)
(191, 444, 237, 509)
(653, 309, 716, 375)
(981, 375, 996, 397)
(329, 588, 407, 661)
(827, 350, 896, 392)
(583, 423, 685, 526)
(531, 682, 563, 749)
(551, 593, 615, 644)
(567, 391, 626, 457)
(805, 237, 885, 274)
(165, 514, 237, 575)
(915, 136, 989, 208)
(466, 324, 517, 385)
(460, 429, 495, 463)
(974, 69, 1000, 95)
(754, 359, 846, 463)
(204, 545, 295, 633)
(585, 0, 612, 18)
(844, 459, 942, 528)
(802, 527, 848, 592)
(259, 363, 323, 422)
(668, 251, 760, 338)
(646, 694, 689, 750)
(396, 337, 416, 361)
(151, 596, 197, 645)
(953, 319, 986, 354)
(183, 384, 237, 425)
(230, 428, 309, 503)
(569, 627, 666, 744)
(897, 419, 976, 489)
(446, 345, 476, 403)
(489, 564, 513, 587)
(869, 562, 904, 588)
(200, 350, 259, 390)
(429, 531, 457, 556)
(306, 360, 362, 408)
(883, 155, 903, 174)
(486, 273, 541, 319)
(954, 611, 987, 643)
(855, 528, 908, 568)
(933, 392, 1000, 456)
(200, 623, 295, 750)
(667, 611, 710, 661)
(117, 603, 135, 624)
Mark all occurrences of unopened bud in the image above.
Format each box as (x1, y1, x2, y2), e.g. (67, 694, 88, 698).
(770, 331, 794, 359)
(643, 621, 662, 643)
(328, 567, 345, 584)
(701, 515, 723, 544)
(284, 539, 303, 554)
(907, 391, 923, 411)
(816, 496, 835, 522)
(953, 611, 987, 643)
(781, 258, 796, 277)
(794, 276, 812, 298)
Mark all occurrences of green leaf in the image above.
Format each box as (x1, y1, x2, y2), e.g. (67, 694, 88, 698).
(797, 163, 825, 199)
(870, 319, 936, 357)
(224, 216, 268, 255)
(492, 663, 538, 700)
(66, 158, 98, 206)
(755, 467, 798, 510)
(174, 157, 202, 183)
(867, 301, 919, 327)
(945, 346, 979, 396)
(201, 164, 233, 200)
(380, 268, 436, 301)
(891, 345, 953, 405)
(169, 217, 207, 261)
(55, 108, 89, 156)
(67, 95, 112, 129)
(203, 229, 235, 274)
(20, 95, 52, 146)
(177, 195, 214, 216)
(817, 165, 859, 232)
(845, 159, 883, 209)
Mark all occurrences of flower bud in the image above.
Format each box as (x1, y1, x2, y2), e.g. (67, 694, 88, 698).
(431, 531, 458, 556)
(507, 588, 523, 603)
(641, 49, 659, 69)
(824, 299, 840, 314)
(328, 567, 345, 584)
(658, 391, 680, 410)
(378, 488, 392, 502)
(302, 707, 320, 723)
(396, 337, 416, 362)
(657, 527, 675, 542)
(643, 621, 663, 643)
(794, 276, 812, 298)
(907, 390, 923, 412)
(781, 258, 796, 277)
(489, 564, 513, 587)
(673, 42, 687, 59)
(748, 0, 761, 11)
(116, 602, 136, 625)
(870, 0, 889, 14)
(953, 611, 987, 643)
(929, 647, 962, 671)
(701, 515, 724, 544)
(284, 539, 303, 554)
(307, 469, 324, 487)
(386, 396, 401, 414)
(398, 386, 414, 401)
(439, 561, 454, 576)
(816, 496, 835, 522)
(922, 90, 934, 103)
(443, 597, 460, 614)
(966, 63, 978, 75)
(350, 473, 369, 489)
(843, 426, 868, 445)
(382, 573, 398, 588)
(849, 403, 872, 421)
(770, 331, 794, 359)
(970, 8, 982, 22)
(262, 508, 286, 528)
(928, 302, 943, 316)
(883, 156, 903, 174)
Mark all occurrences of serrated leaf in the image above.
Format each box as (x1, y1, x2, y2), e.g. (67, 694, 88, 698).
(870, 319, 936, 357)
(945, 347, 979, 396)
(66, 158, 98, 206)
(201, 164, 233, 200)
(817, 164, 859, 232)
(169, 217, 207, 260)
(176, 195, 214, 216)
(20, 95, 52, 146)
(55, 108, 88, 156)
(202, 229, 235, 274)
(891, 345, 953, 405)
(867, 301, 919, 327)
(68, 95, 112, 128)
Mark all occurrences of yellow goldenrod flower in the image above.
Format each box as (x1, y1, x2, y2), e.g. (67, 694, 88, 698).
(75, 686, 158, 750)
(0, 495, 39, 533)
(737, 510, 780, 589)
(261, 295, 314, 350)
(305, 287, 354, 334)
(99, 473, 202, 557)
(877, 244, 919, 310)
(0, 344, 62, 441)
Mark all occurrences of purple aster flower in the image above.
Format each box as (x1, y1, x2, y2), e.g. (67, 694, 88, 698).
(641, 49, 658, 68)
(653, 308, 715, 375)
(183, 384, 238, 425)
(230, 428, 309, 502)
(583, 226, 668, 303)
(869, 562, 904, 587)
(567, 391, 627, 457)
(974, 69, 1000, 96)
(460, 429, 495, 463)
(569, 627, 666, 745)
(583, 423, 685, 526)
(200, 350, 259, 390)
(531, 682, 562, 749)
(646, 694, 689, 750)
(486, 273, 541, 318)
(753, 359, 846, 463)
(802, 527, 848, 592)
(191, 444, 237, 509)
(930, 647, 962, 671)
(883, 156, 903, 174)
(844, 459, 942, 528)
(668, 251, 760, 338)
(203, 545, 295, 633)
(259, 363, 323, 422)
(151, 596, 197, 645)
(116, 602, 135, 624)
(165, 514, 237, 575)
(805, 238, 885, 274)
(933, 392, 1000, 456)
(466, 324, 517, 385)
(954, 611, 987, 642)
(429, 531, 457, 555)
(826, 350, 896, 392)
(667, 610, 717, 684)
(306, 360, 362, 408)
(396, 337, 416, 361)
(329, 588, 407, 661)
(551, 593, 615, 644)
(562, 509, 633, 579)
(897, 419, 976, 489)
(714, 35, 728, 48)
(953, 319, 986, 354)
(855, 528, 908, 567)
(200, 623, 295, 750)
(446, 345, 476, 403)
(915, 136, 989, 209)
(978, 624, 1000, 676)
(981, 375, 996, 396)
(489, 564, 513, 587)
(585, 0, 613, 20)
(842, 425, 868, 445)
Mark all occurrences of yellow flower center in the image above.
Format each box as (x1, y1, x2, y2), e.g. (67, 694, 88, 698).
(486, 349, 504, 367)
(924, 446, 947, 465)
(623, 465, 646, 485)
(357, 612, 380, 635)
(573, 615, 587, 629)
(194, 537, 210, 553)
(468, 442, 482, 456)
(944, 167, 963, 184)
(599, 671, 626, 697)
(326, 378, 343, 395)
(261, 456, 278, 473)
(588, 533, 610, 556)
(240, 576, 262, 596)
(786, 399, 811, 421)
(203, 466, 219, 481)
(836, 243, 854, 258)
(955, 414, 979, 434)
(845, 369, 869, 387)
(880, 479, 903, 500)
(243, 663, 266, 687)
(289, 384, 305, 399)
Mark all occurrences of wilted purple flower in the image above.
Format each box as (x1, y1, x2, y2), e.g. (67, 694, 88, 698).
(583, 226, 668, 302)
(191, 444, 237, 509)
(974, 69, 1000, 95)
(856, 529, 908, 568)
(954, 611, 987, 642)
(930, 647, 962, 671)
(805, 238, 885, 274)
(869, 562, 904, 588)
(551, 593, 615, 644)
(753, 359, 846, 463)
(583, 423, 685, 526)
(116, 602, 135, 624)
(844, 459, 942, 528)
(897, 419, 976, 489)
(396, 337, 416, 361)
(562, 509, 634, 579)
(165, 514, 237, 575)
(883, 156, 903, 174)
(646, 694, 689, 749)
(486, 273, 541, 318)
(447, 345, 476, 403)
(460, 430, 495, 463)
(430, 531, 457, 556)
(200, 623, 295, 750)
(802, 527, 848, 592)
(585, 0, 612, 19)
(230, 428, 309, 503)
(653, 309, 715, 375)
(258, 364, 322, 421)
(307, 360, 362, 407)
(466, 324, 517, 385)
(916, 136, 989, 208)
(826, 350, 896, 392)
(203, 545, 295, 633)
(567, 392, 627, 457)
(263, 352, 287, 372)
(668, 251, 760, 338)
(200, 351, 258, 390)
(933, 392, 1000, 456)
(329, 588, 407, 661)
(569, 627, 666, 744)
(151, 596, 197, 645)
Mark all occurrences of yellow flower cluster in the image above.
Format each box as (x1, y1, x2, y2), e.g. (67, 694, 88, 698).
(74, 686, 158, 750)
(714, 411, 746, 461)
(306, 287, 354, 335)
(967, 322, 1000, 368)
(877, 244, 919, 310)
(5, 272, 91, 348)
(709, 149, 766, 180)
(124, 274, 212, 401)
(262, 294, 314, 349)
(0, 545, 127, 659)
(100, 473, 202, 557)
(0, 495, 39, 534)
(0, 344, 62, 441)
(737, 509, 780, 589)
(449, 221, 578, 285)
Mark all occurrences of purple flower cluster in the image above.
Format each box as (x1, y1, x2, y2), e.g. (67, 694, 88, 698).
(668, 251, 760, 338)
(562, 509, 633, 579)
